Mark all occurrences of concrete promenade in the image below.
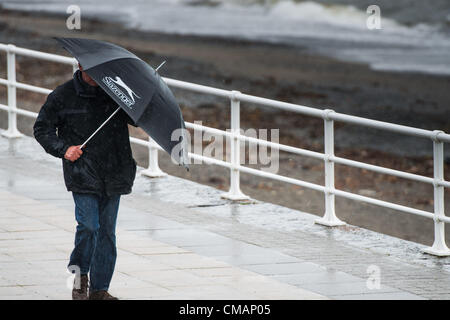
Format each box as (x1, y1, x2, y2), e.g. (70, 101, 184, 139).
(1, 132, 448, 300)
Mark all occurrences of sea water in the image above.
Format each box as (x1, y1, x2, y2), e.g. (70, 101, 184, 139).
(1, 0, 450, 75)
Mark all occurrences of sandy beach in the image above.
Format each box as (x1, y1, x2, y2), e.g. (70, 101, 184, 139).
(1, 9, 449, 245)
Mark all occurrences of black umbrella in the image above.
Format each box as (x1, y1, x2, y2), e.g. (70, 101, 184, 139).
(55, 37, 189, 170)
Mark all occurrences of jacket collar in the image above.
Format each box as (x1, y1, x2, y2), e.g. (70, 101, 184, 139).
(73, 70, 100, 98)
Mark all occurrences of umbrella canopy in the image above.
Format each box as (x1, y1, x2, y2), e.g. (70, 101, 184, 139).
(55, 37, 189, 169)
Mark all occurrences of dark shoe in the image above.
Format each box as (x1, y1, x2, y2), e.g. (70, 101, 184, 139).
(89, 290, 118, 300)
(72, 274, 89, 300)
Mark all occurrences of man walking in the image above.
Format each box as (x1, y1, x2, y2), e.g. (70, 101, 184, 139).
(33, 64, 137, 300)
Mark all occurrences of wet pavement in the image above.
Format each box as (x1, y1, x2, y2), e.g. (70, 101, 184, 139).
(1, 132, 448, 299)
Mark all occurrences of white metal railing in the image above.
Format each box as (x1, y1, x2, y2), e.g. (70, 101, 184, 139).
(1, 43, 450, 256)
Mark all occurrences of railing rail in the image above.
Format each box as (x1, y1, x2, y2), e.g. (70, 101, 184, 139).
(1, 43, 449, 256)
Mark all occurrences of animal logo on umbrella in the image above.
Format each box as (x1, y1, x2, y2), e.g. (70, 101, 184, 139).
(102, 75, 141, 108)
(111, 76, 141, 103)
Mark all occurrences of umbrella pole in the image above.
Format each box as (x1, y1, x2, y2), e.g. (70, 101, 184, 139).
(79, 60, 167, 149)
(80, 107, 121, 149)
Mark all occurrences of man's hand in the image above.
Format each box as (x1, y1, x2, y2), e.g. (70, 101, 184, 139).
(64, 145, 83, 162)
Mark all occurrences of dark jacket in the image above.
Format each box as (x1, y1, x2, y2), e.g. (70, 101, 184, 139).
(33, 70, 137, 196)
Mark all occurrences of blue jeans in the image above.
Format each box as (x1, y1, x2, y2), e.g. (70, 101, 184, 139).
(68, 192, 120, 292)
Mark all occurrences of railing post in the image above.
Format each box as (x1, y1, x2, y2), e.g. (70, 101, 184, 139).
(72, 61, 78, 74)
(423, 131, 450, 256)
(140, 136, 167, 178)
(1, 44, 23, 139)
(222, 91, 249, 200)
(315, 109, 345, 226)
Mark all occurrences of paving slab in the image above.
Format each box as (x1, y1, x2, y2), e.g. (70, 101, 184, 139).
(1, 132, 446, 300)
(0, 135, 327, 300)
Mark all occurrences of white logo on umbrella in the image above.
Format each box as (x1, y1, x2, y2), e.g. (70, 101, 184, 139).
(111, 76, 141, 103)
(102, 75, 140, 109)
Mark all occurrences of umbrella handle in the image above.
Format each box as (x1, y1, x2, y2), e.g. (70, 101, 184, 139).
(80, 107, 121, 149)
